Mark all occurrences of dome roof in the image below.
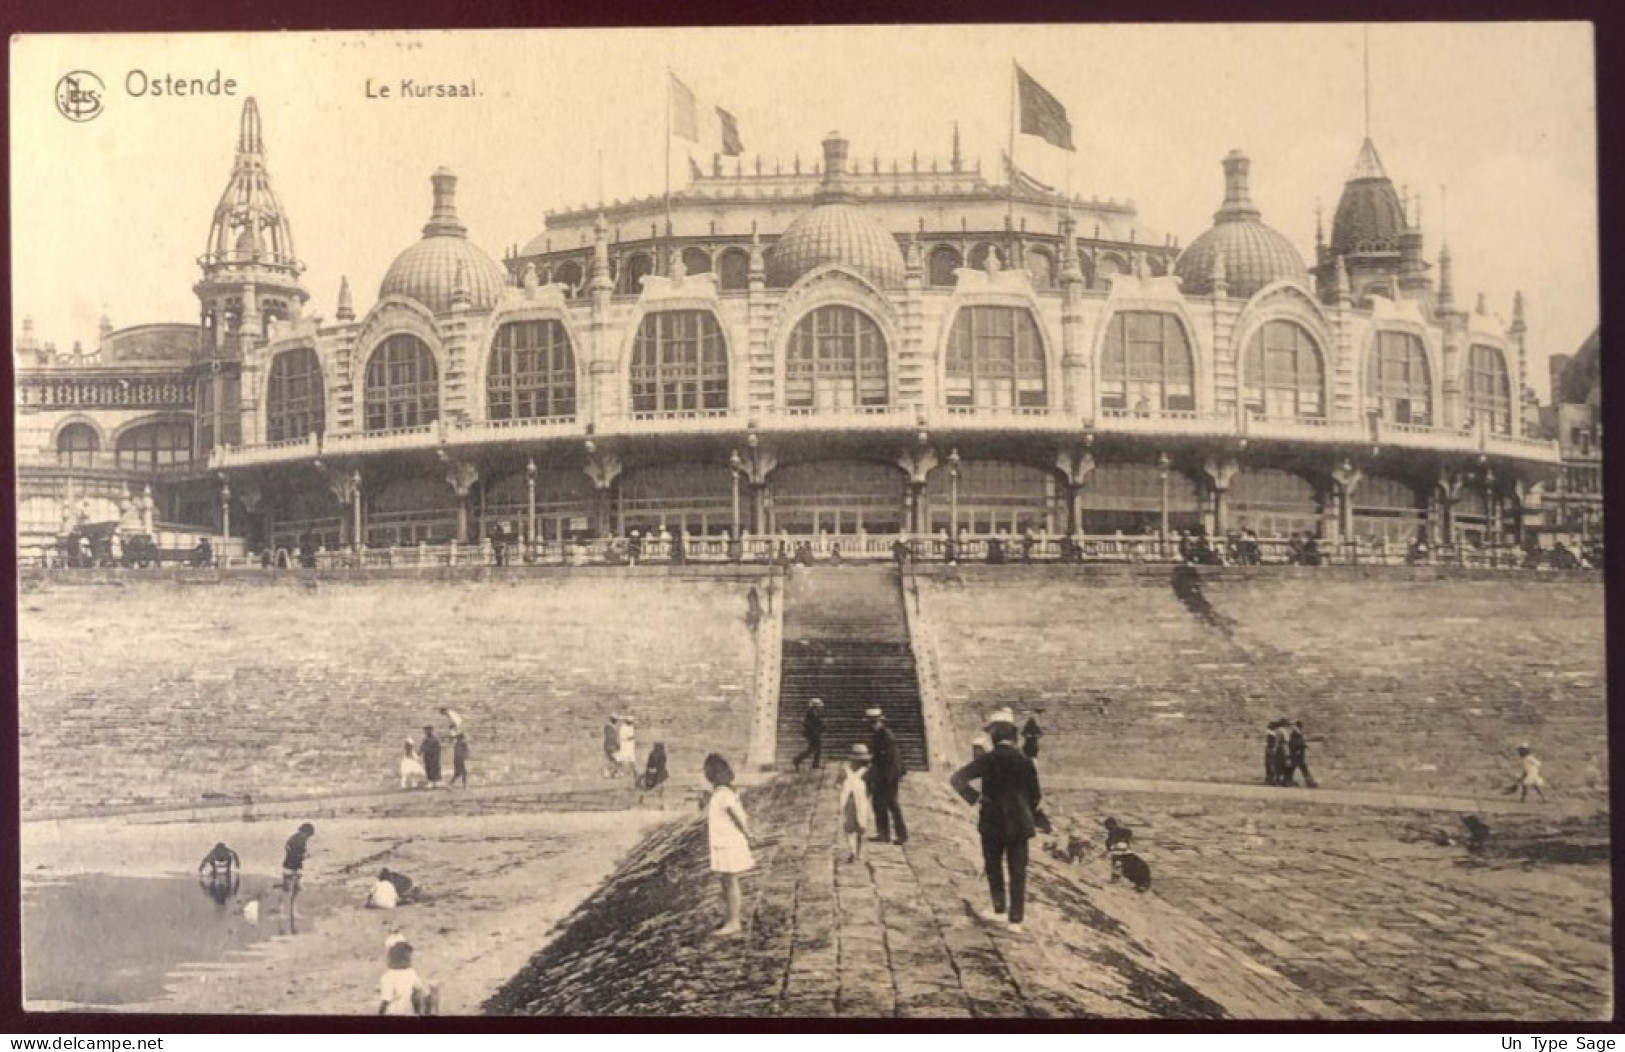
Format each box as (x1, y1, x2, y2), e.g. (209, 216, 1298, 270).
(767, 134, 905, 288)
(1330, 138, 1407, 256)
(1175, 151, 1308, 298)
(379, 169, 508, 314)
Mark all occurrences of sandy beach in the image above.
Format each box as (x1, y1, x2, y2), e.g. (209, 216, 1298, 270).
(23, 802, 685, 1015)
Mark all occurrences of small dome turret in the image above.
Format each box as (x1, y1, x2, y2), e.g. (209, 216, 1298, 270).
(379, 169, 508, 314)
(766, 133, 905, 288)
(1174, 151, 1308, 298)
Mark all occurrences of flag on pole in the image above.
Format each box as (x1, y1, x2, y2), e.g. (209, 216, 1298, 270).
(716, 106, 744, 156)
(1015, 63, 1075, 152)
(671, 74, 699, 142)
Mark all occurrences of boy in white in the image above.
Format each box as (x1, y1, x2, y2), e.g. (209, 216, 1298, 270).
(1505, 744, 1548, 802)
(378, 941, 432, 1016)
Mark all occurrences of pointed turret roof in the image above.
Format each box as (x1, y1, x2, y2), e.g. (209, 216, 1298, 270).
(1348, 137, 1388, 181)
(201, 97, 303, 276)
(1329, 136, 1405, 257)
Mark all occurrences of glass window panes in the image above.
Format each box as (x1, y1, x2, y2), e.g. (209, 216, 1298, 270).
(1366, 331, 1432, 425)
(364, 334, 439, 432)
(56, 423, 99, 466)
(267, 347, 325, 443)
(1243, 320, 1324, 418)
(1100, 311, 1195, 411)
(116, 421, 192, 468)
(630, 311, 729, 414)
(786, 305, 888, 410)
(1467, 344, 1512, 436)
(945, 307, 1047, 408)
(487, 320, 576, 422)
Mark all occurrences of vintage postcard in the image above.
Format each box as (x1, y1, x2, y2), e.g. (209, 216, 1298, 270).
(11, 25, 1606, 1020)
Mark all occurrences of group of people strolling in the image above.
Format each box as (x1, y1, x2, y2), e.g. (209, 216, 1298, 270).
(1263, 719, 1315, 788)
(400, 709, 469, 790)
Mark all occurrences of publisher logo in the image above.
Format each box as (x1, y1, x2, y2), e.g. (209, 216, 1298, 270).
(55, 71, 105, 122)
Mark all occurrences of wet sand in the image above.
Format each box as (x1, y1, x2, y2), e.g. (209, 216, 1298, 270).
(23, 804, 684, 1015)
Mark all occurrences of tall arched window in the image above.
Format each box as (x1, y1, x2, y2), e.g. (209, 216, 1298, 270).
(1366, 331, 1432, 425)
(1467, 344, 1512, 435)
(945, 307, 1047, 408)
(1100, 311, 1195, 412)
(620, 253, 653, 295)
(630, 311, 728, 414)
(717, 249, 751, 291)
(116, 421, 192, 468)
(56, 423, 99, 466)
(364, 334, 438, 432)
(1243, 320, 1325, 418)
(1025, 249, 1055, 289)
(928, 246, 962, 287)
(488, 320, 576, 421)
(786, 305, 888, 409)
(266, 347, 326, 443)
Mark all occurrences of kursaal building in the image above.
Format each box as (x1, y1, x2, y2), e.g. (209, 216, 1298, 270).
(15, 96, 1563, 560)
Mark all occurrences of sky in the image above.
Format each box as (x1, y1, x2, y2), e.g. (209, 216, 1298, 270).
(10, 24, 1598, 399)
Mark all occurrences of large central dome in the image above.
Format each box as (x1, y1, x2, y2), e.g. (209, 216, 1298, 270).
(767, 134, 905, 288)
(1175, 151, 1308, 299)
(379, 168, 508, 314)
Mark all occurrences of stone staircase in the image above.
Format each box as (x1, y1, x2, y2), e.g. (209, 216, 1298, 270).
(776, 566, 928, 771)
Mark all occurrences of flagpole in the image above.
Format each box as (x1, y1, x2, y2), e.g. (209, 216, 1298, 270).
(1008, 61, 1018, 231)
(664, 70, 673, 264)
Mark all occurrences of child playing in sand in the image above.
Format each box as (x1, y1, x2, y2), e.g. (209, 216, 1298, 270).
(377, 940, 435, 1016)
(837, 743, 875, 863)
(703, 753, 754, 937)
(1503, 744, 1548, 802)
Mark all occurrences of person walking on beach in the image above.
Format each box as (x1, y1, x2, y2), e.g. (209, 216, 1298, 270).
(792, 698, 825, 772)
(279, 822, 315, 930)
(703, 753, 755, 937)
(419, 726, 443, 788)
(603, 714, 622, 778)
(951, 714, 1043, 934)
(1285, 720, 1316, 788)
(450, 732, 470, 788)
(1503, 744, 1548, 802)
(400, 738, 426, 789)
(616, 716, 639, 779)
(837, 743, 876, 863)
(866, 707, 909, 846)
(1020, 716, 1043, 761)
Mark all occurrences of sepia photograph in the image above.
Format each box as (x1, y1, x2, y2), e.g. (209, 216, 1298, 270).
(9, 23, 1607, 1021)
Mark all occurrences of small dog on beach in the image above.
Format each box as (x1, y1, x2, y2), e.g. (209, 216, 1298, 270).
(1110, 851, 1153, 893)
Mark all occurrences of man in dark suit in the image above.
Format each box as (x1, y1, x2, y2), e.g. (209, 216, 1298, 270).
(792, 697, 825, 772)
(951, 716, 1042, 933)
(866, 707, 908, 845)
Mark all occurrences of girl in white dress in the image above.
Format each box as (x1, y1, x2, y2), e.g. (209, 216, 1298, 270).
(837, 743, 875, 863)
(703, 753, 754, 936)
(399, 739, 426, 789)
(616, 717, 639, 778)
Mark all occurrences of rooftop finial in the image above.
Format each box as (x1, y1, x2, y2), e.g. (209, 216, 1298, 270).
(1363, 24, 1372, 140)
(423, 168, 468, 239)
(951, 120, 962, 173)
(336, 275, 355, 321)
(1215, 150, 1262, 223)
(817, 132, 853, 203)
(239, 97, 263, 155)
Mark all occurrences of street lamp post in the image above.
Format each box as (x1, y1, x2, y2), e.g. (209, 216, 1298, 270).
(728, 449, 743, 541)
(745, 430, 760, 536)
(526, 457, 538, 560)
(220, 476, 232, 540)
(948, 448, 961, 545)
(351, 470, 363, 556)
(1157, 452, 1171, 558)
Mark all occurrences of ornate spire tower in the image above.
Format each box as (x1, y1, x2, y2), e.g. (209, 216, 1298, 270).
(192, 97, 308, 454)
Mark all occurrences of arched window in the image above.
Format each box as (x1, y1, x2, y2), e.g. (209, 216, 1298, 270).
(1366, 331, 1432, 425)
(117, 421, 192, 468)
(630, 311, 728, 414)
(56, 423, 99, 466)
(786, 305, 888, 409)
(681, 247, 712, 275)
(266, 347, 325, 443)
(1100, 311, 1195, 412)
(1025, 249, 1055, 289)
(928, 246, 962, 287)
(717, 248, 751, 291)
(1243, 320, 1325, 418)
(619, 253, 653, 296)
(488, 320, 576, 421)
(364, 334, 438, 432)
(1467, 344, 1512, 435)
(945, 307, 1047, 408)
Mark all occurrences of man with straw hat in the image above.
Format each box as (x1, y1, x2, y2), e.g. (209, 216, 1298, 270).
(866, 707, 908, 846)
(792, 697, 825, 773)
(951, 709, 1042, 934)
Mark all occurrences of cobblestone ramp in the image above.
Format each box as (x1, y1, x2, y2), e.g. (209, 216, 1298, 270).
(483, 774, 1331, 1019)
